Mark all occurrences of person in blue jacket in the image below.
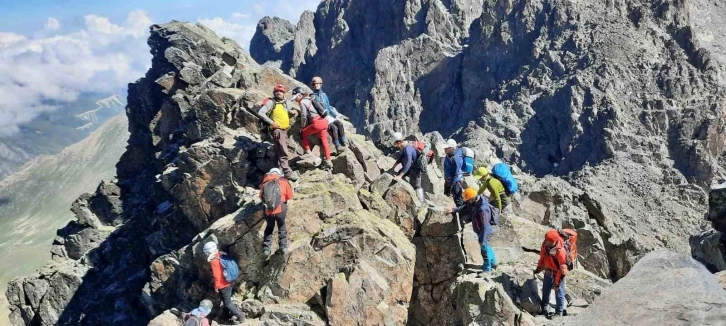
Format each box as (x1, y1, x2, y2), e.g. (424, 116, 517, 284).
(391, 132, 425, 202)
(310, 76, 347, 153)
(443, 139, 465, 207)
(448, 187, 497, 272)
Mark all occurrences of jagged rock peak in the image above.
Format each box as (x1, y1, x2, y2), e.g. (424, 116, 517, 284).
(249, 16, 296, 69)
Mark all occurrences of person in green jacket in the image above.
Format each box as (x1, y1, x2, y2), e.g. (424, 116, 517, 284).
(472, 167, 510, 211)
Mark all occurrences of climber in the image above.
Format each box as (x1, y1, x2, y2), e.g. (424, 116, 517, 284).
(259, 168, 294, 256)
(447, 187, 497, 272)
(257, 83, 299, 181)
(472, 167, 510, 212)
(533, 229, 570, 318)
(181, 299, 213, 326)
(310, 76, 348, 153)
(202, 242, 246, 324)
(292, 86, 333, 169)
(391, 132, 426, 202)
(443, 139, 465, 207)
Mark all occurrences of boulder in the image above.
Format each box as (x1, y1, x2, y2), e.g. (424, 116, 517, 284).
(716, 271, 726, 290)
(559, 251, 726, 326)
(690, 229, 726, 272)
(709, 186, 726, 233)
(449, 274, 536, 326)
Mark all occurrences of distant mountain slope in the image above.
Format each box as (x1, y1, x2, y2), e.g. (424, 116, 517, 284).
(0, 114, 129, 325)
(0, 95, 125, 180)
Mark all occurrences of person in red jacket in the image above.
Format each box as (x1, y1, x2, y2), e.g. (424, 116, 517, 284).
(260, 168, 294, 256)
(202, 242, 246, 324)
(292, 86, 333, 169)
(533, 229, 569, 318)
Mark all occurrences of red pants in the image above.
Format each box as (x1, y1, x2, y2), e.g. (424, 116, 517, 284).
(301, 117, 331, 160)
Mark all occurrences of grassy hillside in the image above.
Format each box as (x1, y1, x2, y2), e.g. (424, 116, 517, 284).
(0, 114, 129, 324)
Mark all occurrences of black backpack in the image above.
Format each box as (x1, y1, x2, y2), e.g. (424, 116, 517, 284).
(183, 316, 204, 326)
(262, 179, 282, 211)
(310, 97, 328, 118)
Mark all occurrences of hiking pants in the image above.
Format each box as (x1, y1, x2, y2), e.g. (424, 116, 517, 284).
(445, 180, 464, 207)
(327, 120, 346, 146)
(263, 204, 287, 251)
(407, 168, 422, 189)
(541, 272, 567, 314)
(478, 228, 497, 271)
(301, 118, 331, 160)
(219, 285, 246, 321)
(272, 128, 292, 174)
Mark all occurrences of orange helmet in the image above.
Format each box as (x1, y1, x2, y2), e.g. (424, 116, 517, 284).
(273, 84, 286, 93)
(463, 187, 477, 202)
(311, 76, 323, 85)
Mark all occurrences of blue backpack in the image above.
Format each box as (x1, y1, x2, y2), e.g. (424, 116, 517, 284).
(461, 147, 475, 174)
(491, 162, 519, 195)
(219, 254, 239, 282)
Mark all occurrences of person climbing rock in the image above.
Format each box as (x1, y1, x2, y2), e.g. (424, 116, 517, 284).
(391, 132, 426, 202)
(448, 187, 497, 272)
(472, 167, 511, 212)
(310, 76, 347, 153)
(180, 299, 212, 326)
(202, 242, 246, 324)
(443, 139, 465, 207)
(257, 83, 299, 181)
(259, 168, 294, 256)
(292, 86, 333, 169)
(533, 229, 570, 318)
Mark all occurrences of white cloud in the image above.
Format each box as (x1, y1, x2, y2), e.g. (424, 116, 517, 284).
(253, 4, 265, 16)
(0, 11, 152, 133)
(197, 17, 256, 49)
(44, 17, 60, 31)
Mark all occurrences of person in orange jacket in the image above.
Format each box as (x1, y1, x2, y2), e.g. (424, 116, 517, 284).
(202, 242, 246, 324)
(259, 168, 294, 256)
(533, 229, 569, 318)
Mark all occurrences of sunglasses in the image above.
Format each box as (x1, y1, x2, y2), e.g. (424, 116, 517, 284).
(313, 83, 323, 85)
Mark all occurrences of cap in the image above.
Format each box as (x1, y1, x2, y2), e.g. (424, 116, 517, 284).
(472, 167, 489, 179)
(442, 139, 457, 149)
(202, 241, 217, 254)
(393, 132, 403, 142)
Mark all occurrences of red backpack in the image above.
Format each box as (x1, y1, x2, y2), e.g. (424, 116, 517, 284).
(558, 229, 578, 270)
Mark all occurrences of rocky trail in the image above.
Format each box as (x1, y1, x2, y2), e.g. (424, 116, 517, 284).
(6, 0, 726, 325)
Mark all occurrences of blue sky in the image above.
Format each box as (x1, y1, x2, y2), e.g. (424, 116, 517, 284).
(0, 0, 321, 132)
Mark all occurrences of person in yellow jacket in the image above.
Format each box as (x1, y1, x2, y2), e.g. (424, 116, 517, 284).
(258, 84, 298, 181)
(472, 167, 510, 211)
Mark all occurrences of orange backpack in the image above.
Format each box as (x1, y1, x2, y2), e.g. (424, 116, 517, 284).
(559, 229, 578, 270)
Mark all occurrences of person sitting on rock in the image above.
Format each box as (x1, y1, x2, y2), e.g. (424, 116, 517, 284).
(202, 242, 246, 324)
(533, 229, 570, 318)
(447, 187, 497, 272)
(391, 131, 426, 202)
(310, 76, 348, 153)
(443, 139, 465, 207)
(292, 86, 333, 169)
(258, 83, 299, 181)
(181, 299, 213, 326)
(472, 167, 510, 212)
(259, 168, 294, 256)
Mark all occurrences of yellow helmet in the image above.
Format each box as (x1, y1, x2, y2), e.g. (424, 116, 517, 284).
(463, 187, 477, 202)
(472, 167, 489, 179)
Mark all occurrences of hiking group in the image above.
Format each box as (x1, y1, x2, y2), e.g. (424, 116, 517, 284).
(177, 77, 578, 324)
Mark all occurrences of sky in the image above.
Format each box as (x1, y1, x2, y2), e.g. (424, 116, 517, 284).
(0, 0, 321, 133)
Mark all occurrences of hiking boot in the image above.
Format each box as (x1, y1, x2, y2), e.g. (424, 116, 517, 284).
(284, 171, 299, 182)
(335, 145, 343, 154)
(231, 315, 246, 325)
(280, 245, 289, 254)
(262, 248, 271, 256)
(323, 159, 333, 169)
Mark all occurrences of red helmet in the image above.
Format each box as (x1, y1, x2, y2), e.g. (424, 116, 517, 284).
(273, 84, 286, 93)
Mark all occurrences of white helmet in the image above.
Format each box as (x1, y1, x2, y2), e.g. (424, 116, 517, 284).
(203, 241, 217, 254)
(393, 132, 403, 142)
(268, 168, 283, 176)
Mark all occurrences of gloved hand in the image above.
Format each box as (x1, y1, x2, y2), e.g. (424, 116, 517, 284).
(533, 268, 542, 275)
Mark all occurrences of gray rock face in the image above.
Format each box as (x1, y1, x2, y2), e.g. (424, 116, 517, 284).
(251, 0, 726, 281)
(249, 16, 296, 70)
(558, 250, 726, 326)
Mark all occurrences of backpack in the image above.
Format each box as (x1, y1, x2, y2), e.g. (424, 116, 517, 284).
(473, 197, 499, 229)
(219, 253, 240, 282)
(490, 162, 519, 195)
(412, 141, 431, 172)
(183, 316, 204, 326)
(310, 97, 328, 118)
(461, 147, 475, 174)
(262, 179, 282, 211)
(489, 204, 500, 226)
(558, 229, 578, 271)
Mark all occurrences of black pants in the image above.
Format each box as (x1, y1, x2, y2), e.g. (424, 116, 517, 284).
(407, 168, 422, 189)
(327, 120, 346, 145)
(219, 285, 245, 321)
(445, 180, 464, 207)
(263, 204, 287, 250)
